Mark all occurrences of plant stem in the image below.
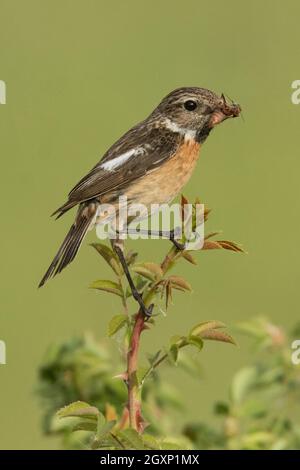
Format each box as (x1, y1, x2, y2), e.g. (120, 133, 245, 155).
(126, 244, 182, 432)
(126, 242, 183, 433)
(126, 311, 145, 432)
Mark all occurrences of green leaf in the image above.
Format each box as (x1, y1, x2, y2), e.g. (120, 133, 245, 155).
(57, 401, 99, 420)
(170, 335, 185, 346)
(142, 433, 161, 450)
(132, 262, 163, 281)
(73, 421, 97, 432)
(230, 367, 258, 405)
(168, 344, 179, 364)
(235, 320, 268, 339)
(107, 314, 128, 337)
(97, 411, 106, 431)
(90, 279, 124, 297)
(132, 266, 155, 281)
(160, 441, 184, 450)
(143, 262, 163, 279)
(238, 398, 268, 419)
(97, 420, 116, 440)
(107, 433, 126, 449)
(91, 243, 123, 276)
(241, 431, 274, 449)
(118, 428, 145, 450)
(188, 335, 203, 351)
(189, 320, 226, 337)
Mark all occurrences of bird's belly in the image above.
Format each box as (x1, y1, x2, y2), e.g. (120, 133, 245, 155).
(125, 138, 201, 208)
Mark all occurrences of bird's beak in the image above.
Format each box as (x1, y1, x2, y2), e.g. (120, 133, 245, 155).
(209, 93, 241, 128)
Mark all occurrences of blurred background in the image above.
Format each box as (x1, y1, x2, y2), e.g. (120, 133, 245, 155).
(0, 0, 299, 449)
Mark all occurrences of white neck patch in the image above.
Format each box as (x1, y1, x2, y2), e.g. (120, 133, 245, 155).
(163, 118, 197, 141)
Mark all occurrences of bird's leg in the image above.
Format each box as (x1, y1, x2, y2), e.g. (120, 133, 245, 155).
(112, 239, 154, 317)
(168, 229, 186, 251)
(117, 227, 186, 251)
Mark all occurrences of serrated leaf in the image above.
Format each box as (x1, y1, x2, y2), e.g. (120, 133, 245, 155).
(107, 314, 128, 337)
(132, 262, 163, 281)
(143, 262, 163, 279)
(160, 441, 183, 450)
(169, 275, 192, 292)
(188, 335, 203, 351)
(132, 266, 156, 281)
(118, 428, 145, 450)
(90, 280, 124, 297)
(91, 243, 122, 276)
(203, 239, 245, 253)
(73, 421, 97, 432)
(57, 401, 99, 420)
(200, 329, 236, 345)
(97, 420, 116, 440)
(190, 320, 226, 337)
(218, 240, 245, 253)
(202, 240, 223, 250)
(142, 433, 161, 450)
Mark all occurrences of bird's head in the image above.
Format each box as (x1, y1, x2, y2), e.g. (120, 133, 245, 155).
(152, 87, 241, 142)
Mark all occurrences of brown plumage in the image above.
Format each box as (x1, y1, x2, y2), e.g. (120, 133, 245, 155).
(39, 87, 241, 287)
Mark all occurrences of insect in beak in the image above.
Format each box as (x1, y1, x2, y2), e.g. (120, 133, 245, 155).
(209, 93, 241, 127)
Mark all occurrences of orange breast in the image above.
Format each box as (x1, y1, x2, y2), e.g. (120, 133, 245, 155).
(125, 138, 201, 207)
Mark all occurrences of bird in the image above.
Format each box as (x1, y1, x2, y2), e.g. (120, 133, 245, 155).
(39, 87, 241, 316)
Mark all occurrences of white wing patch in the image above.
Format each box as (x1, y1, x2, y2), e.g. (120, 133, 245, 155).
(100, 147, 145, 172)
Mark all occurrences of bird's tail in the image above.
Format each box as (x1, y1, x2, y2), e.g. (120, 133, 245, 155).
(38, 203, 97, 287)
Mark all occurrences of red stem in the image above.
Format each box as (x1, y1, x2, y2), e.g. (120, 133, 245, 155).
(127, 311, 146, 432)
(125, 247, 176, 432)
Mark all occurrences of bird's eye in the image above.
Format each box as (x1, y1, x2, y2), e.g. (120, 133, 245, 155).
(184, 100, 197, 111)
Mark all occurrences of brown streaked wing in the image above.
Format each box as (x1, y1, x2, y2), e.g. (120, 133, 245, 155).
(67, 123, 181, 205)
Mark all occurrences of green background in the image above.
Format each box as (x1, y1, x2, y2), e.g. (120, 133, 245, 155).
(0, 0, 299, 449)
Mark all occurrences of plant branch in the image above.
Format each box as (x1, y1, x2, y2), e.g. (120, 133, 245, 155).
(125, 243, 183, 431)
(126, 310, 146, 432)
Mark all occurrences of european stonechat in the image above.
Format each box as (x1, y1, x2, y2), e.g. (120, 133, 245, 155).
(39, 87, 241, 316)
